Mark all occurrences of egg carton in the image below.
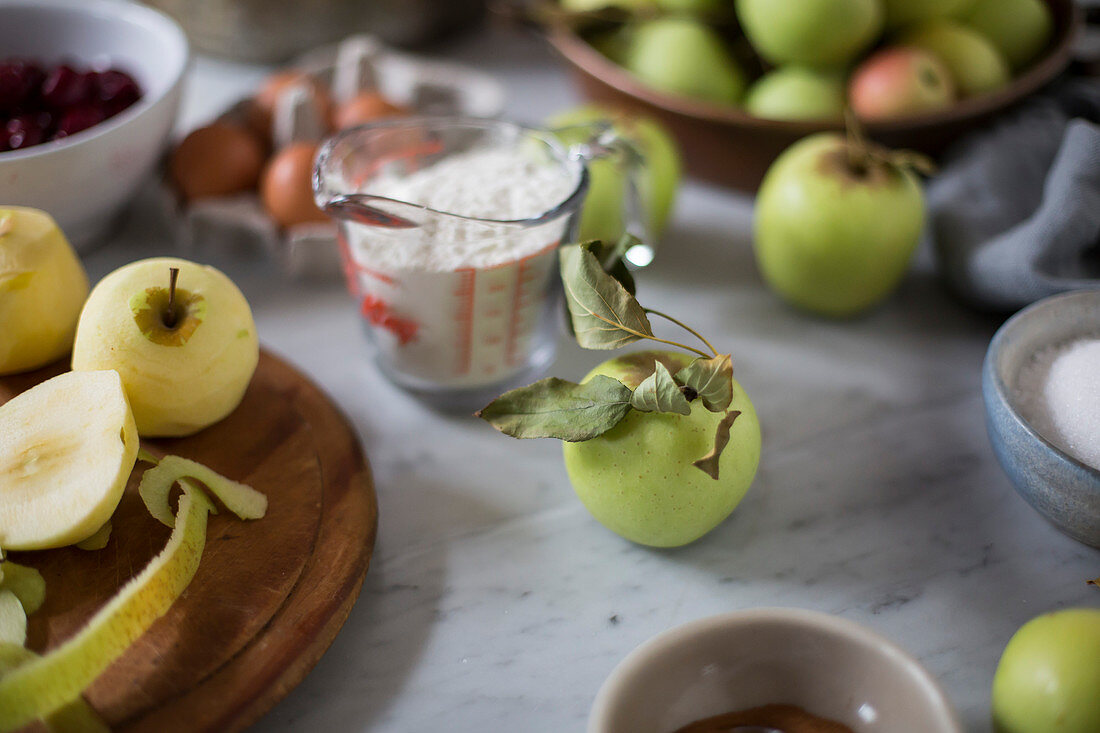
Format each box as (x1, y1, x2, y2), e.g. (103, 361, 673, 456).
(159, 34, 506, 280)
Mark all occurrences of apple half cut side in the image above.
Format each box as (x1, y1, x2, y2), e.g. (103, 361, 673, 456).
(0, 370, 139, 551)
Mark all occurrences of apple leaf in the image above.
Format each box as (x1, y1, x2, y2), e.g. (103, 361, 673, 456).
(477, 376, 633, 441)
(631, 361, 691, 415)
(676, 354, 734, 413)
(587, 234, 639, 296)
(560, 243, 653, 350)
(693, 410, 742, 480)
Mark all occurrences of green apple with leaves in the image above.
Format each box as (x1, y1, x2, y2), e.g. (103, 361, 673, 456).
(479, 238, 761, 547)
(549, 105, 681, 246)
(563, 351, 760, 547)
(754, 132, 928, 317)
(736, 0, 883, 66)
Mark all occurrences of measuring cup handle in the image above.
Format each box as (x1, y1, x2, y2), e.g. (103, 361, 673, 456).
(560, 122, 656, 268)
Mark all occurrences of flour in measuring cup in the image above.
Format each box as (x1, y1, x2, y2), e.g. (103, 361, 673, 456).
(341, 144, 578, 389)
(360, 145, 578, 271)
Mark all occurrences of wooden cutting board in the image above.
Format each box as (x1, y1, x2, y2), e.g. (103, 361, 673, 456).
(2, 350, 378, 732)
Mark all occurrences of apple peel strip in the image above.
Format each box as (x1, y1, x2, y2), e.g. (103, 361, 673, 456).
(139, 455, 267, 528)
(0, 561, 45, 616)
(0, 644, 109, 733)
(0, 486, 214, 731)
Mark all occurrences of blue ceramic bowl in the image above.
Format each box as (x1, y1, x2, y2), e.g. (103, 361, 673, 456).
(983, 289, 1100, 548)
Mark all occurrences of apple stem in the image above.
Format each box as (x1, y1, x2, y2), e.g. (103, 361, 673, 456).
(165, 267, 180, 329)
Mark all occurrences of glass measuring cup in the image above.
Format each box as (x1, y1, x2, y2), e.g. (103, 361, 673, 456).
(313, 116, 650, 411)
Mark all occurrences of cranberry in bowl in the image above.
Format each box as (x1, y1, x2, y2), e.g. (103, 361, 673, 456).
(0, 0, 188, 249)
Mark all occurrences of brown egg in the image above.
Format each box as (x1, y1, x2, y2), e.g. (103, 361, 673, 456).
(260, 142, 329, 228)
(332, 93, 408, 130)
(247, 70, 333, 142)
(170, 122, 265, 201)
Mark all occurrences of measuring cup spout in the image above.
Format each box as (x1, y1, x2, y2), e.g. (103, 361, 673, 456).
(321, 193, 421, 229)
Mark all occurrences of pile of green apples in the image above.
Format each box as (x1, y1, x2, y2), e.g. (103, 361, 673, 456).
(564, 0, 1054, 121)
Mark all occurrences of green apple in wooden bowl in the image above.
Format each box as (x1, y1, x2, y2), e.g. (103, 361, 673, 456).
(71, 257, 258, 437)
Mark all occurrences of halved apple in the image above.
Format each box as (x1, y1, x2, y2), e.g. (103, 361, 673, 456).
(0, 370, 138, 551)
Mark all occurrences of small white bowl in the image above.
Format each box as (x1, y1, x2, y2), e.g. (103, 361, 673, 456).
(0, 0, 188, 249)
(590, 608, 963, 733)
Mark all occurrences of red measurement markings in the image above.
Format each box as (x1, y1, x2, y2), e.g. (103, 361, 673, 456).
(507, 240, 560, 366)
(360, 294, 419, 345)
(453, 268, 477, 376)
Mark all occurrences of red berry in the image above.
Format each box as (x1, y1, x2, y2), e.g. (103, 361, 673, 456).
(95, 69, 141, 116)
(0, 58, 45, 112)
(5, 114, 45, 149)
(54, 105, 105, 138)
(41, 65, 93, 110)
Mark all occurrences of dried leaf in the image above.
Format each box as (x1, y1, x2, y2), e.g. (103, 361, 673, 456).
(631, 361, 691, 415)
(585, 235, 639, 295)
(693, 410, 742, 480)
(560, 243, 653, 350)
(477, 376, 633, 441)
(676, 354, 734, 412)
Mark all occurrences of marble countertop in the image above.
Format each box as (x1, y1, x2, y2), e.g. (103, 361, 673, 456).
(82, 21, 1099, 733)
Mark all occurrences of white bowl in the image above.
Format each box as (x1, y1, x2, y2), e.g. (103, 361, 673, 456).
(0, 0, 188, 249)
(590, 608, 963, 733)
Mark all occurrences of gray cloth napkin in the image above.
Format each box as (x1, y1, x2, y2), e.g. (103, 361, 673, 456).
(929, 79, 1100, 312)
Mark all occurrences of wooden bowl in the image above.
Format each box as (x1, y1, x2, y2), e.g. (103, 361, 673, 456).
(546, 0, 1080, 192)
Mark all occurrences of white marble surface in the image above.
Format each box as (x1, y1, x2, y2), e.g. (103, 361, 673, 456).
(81, 21, 1100, 733)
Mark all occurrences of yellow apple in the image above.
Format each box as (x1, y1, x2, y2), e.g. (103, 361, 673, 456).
(71, 258, 259, 437)
(0, 207, 89, 375)
(0, 370, 138, 551)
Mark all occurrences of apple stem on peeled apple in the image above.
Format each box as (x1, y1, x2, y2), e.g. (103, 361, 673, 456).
(165, 267, 180, 329)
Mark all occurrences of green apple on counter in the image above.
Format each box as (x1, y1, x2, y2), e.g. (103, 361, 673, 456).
(0, 207, 89, 376)
(992, 608, 1100, 733)
(0, 370, 138, 551)
(753, 132, 927, 317)
(563, 351, 760, 547)
(901, 21, 1011, 97)
(479, 240, 761, 547)
(962, 0, 1053, 71)
(621, 18, 746, 105)
(736, 0, 883, 66)
(71, 257, 259, 437)
(549, 105, 681, 246)
(744, 67, 846, 122)
(849, 47, 956, 120)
